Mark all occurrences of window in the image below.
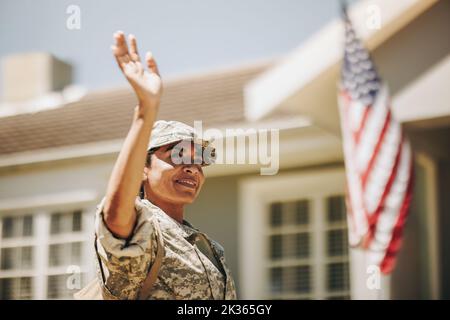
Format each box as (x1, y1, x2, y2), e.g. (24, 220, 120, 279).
(50, 210, 83, 235)
(327, 229, 348, 257)
(240, 169, 350, 299)
(23, 216, 33, 237)
(0, 208, 91, 299)
(270, 200, 309, 227)
(0, 246, 34, 270)
(266, 195, 350, 299)
(270, 267, 283, 294)
(327, 262, 349, 292)
(0, 215, 35, 278)
(48, 242, 82, 267)
(47, 274, 84, 299)
(47, 210, 86, 299)
(327, 196, 346, 223)
(291, 265, 311, 293)
(0, 215, 36, 300)
(324, 195, 350, 298)
(270, 235, 282, 260)
(0, 277, 33, 300)
(72, 210, 82, 232)
(1, 215, 34, 239)
(270, 203, 283, 227)
(267, 199, 314, 299)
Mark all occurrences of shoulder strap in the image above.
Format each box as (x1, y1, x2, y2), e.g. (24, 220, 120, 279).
(77, 214, 165, 300)
(74, 234, 119, 300)
(138, 216, 165, 300)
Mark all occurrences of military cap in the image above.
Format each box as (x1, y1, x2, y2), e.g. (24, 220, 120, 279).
(147, 120, 215, 166)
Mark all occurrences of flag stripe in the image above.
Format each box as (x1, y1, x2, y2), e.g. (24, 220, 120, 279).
(353, 106, 371, 144)
(363, 115, 402, 215)
(338, 92, 369, 245)
(379, 160, 414, 273)
(364, 133, 404, 247)
(361, 110, 391, 189)
(369, 142, 413, 270)
(355, 87, 389, 174)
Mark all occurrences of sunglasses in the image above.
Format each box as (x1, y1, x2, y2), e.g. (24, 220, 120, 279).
(149, 140, 216, 167)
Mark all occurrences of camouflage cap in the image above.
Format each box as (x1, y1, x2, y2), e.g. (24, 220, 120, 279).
(148, 120, 215, 165)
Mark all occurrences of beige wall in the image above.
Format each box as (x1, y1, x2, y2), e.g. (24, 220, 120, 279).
(372, 0, 450, 98)
(0, 157, 113, 203)
(392, 125, 450, 299)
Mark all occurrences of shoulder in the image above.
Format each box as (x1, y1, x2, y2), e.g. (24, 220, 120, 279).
(204, 235, 226, 257)
(134, 197, 160, 219)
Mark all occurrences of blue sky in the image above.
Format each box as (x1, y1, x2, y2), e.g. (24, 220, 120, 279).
(0, 0, 358, 94)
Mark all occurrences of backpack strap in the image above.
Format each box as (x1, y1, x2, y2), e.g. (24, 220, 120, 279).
(138, 216, 165, 300)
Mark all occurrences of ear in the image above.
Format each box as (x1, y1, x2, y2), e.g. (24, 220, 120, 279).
(142, 166, 149, 182)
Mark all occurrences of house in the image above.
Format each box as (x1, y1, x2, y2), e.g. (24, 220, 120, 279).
(0, 0, 448, 299)
(243, 0, 449, 299)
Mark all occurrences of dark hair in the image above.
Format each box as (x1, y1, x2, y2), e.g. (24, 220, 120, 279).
(140, 148, 158, 199)
(139, 185, 145, 199)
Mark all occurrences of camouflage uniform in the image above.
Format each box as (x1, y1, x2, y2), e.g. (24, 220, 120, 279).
(94, 120, 237, 300)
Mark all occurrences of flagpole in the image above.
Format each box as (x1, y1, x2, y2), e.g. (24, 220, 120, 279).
(350, 246, 392, 299)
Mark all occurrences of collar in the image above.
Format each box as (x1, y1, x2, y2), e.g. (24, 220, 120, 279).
(142, 198, 200, 240)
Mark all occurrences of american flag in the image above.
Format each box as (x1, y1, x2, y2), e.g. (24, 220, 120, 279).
(337, 10, 414, 274)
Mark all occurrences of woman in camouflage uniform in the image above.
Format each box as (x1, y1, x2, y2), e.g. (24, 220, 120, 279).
(94, 31, 237, 300)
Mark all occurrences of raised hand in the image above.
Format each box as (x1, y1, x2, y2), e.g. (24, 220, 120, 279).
(111, 31, 162, 111)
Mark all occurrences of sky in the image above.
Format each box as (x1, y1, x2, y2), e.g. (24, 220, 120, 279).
(0, 0, 358, 94)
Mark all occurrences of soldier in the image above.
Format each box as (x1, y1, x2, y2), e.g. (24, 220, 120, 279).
(91, 31, 237, 300)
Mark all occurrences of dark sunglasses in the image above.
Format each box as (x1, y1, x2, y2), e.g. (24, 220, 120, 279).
(149, 140, 216, 167)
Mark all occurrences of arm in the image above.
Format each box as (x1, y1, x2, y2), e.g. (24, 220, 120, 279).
(103, 31, 163, 239)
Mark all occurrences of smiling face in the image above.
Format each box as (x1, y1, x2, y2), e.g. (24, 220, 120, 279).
(144, 142, 205, 206)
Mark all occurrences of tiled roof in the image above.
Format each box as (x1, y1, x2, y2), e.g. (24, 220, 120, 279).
(0, 61, 286, 156)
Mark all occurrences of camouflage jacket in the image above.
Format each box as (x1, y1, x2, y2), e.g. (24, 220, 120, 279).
(94, 196, 237, 300)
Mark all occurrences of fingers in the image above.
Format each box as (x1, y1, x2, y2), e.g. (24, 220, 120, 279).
(128, 34, 140, 62)
(146, 51, 160, 76)
(112, 31, 130, 70)
(111, 31, 160, 77)
(114, 31, 129, 56)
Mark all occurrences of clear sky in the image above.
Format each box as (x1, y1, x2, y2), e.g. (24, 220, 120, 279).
(0, 0, 358, 94)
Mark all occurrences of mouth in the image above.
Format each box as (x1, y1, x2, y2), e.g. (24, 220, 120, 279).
(175, 178, 198, 189)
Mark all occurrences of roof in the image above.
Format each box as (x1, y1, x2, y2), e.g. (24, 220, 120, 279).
(0, 60, 290, 157)
(244, 0, 438, 134)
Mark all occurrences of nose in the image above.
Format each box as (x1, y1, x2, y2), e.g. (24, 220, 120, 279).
(183, 164, 201, 176)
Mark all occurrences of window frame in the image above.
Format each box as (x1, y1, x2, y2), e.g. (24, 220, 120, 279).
(0, 191, 97, 299)
(238, 167, 348, 299)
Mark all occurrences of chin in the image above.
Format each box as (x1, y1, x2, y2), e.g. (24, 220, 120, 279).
(183, 197, 196, 204)
(176, 193, 197, 204)
(172, 184, 199, 204)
